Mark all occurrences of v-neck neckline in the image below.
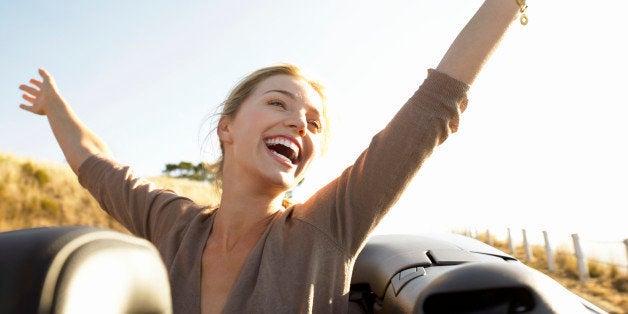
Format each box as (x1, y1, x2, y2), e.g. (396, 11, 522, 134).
(197, 209, 282, 313)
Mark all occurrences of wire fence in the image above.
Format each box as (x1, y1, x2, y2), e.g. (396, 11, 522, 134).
(462, 228, 628, 282)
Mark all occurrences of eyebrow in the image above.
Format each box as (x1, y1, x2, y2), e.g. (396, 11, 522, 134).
(263, 89, 322, 117)
(263, 89, 296, 99)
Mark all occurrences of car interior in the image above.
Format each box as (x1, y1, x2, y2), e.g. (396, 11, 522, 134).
(0, 227, 607, 314)
(0, 226, 172, 314)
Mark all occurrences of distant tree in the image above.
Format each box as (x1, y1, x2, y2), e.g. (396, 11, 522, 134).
(163, 161, 214, 183)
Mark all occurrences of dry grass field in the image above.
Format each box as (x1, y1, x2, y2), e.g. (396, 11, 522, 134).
(0, 152, 218, 233)
(1, 151, 626, 312)
(485, 237, 628, 313)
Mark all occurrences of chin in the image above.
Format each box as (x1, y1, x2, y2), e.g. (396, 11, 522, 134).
(266, 166, 308, 193)
(266, 173, 297, 192)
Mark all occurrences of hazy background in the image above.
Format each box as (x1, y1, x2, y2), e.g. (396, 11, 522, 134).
(1, 1, 626, 255)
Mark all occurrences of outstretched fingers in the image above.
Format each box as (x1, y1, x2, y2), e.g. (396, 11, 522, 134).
(18, 70, 48, 115)
(18, 67, 62, 116)
(30, 78, 42, 88)
(19, 103, 38, 114)
(19, 90, 39, 114)
(38, 68, 52, 82)
(22, 92, 37, 103)
(19, 84, 40, 98)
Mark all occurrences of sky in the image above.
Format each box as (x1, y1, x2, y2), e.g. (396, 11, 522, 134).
(1, 1, 627, 256)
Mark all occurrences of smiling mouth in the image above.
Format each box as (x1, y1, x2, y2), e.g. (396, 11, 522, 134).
(265, 137, 300, 165)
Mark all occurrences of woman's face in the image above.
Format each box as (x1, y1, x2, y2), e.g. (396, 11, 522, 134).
(219, 74, 325, 192)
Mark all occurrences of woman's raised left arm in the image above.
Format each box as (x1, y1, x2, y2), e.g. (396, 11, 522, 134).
(436, 0, 524, 85)
(296, 0, 525, 254)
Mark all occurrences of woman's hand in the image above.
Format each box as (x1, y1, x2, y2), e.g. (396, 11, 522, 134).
(19, 68, 63, 116)
(17, 68, 110, 174)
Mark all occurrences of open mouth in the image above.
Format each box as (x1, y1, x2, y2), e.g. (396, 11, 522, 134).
(265, 137, 300, 165)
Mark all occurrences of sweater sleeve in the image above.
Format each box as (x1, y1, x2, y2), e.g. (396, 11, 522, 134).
(77, 154, 205, 247)
(294, 69, 470, 255)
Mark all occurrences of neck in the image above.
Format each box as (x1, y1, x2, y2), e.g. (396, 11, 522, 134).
(217, 190, 283, 228)
(211, 177, 285, 251)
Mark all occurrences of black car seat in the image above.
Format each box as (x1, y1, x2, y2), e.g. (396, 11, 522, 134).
(349, 233, 606, 313)
(0, 226, 172, 314)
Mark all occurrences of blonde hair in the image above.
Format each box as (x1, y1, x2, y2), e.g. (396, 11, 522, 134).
(205, 63, 330, 194)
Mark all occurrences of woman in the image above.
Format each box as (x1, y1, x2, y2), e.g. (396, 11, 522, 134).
(18, 1, 526, 313)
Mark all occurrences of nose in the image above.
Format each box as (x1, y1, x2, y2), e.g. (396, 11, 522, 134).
(286, 111, 307, 137)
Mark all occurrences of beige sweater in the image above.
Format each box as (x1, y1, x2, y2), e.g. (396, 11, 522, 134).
(78, 69, 469, 313)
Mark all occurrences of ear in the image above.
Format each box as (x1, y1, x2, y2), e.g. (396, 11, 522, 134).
(217, 117, 233, 144)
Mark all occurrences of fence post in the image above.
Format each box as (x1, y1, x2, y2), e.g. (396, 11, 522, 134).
(507, 228, 515, 254)
(522, 229, 532, 262)
(571, 233, 589, 283)
(542, 230, 555, 273)
(624, 239, 628, 274)
(486, 229, 493, 246)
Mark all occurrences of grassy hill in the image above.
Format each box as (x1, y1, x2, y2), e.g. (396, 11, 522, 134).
(0, 152, 218, 233)
(1, 152, 626, 312)
(481, 235, 627, 313)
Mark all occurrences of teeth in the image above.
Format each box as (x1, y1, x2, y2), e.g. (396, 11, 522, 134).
(264, 137, 300, 159)
(270, 150, 293, 163)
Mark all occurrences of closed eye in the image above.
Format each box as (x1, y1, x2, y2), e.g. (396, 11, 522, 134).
(268, 99, 287, 109)
(308, 120, 322, 133)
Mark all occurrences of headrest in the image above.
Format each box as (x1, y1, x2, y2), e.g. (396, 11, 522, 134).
(0, 226, 172, 314)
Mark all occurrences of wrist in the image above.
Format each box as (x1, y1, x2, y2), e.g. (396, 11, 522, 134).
(484, 0, 523, 20)
(515, 0, 529, 25)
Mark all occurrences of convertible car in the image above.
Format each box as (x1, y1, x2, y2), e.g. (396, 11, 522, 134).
(0, 227, 607, 313)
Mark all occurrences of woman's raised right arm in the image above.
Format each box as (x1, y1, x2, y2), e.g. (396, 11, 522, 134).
(19, 68, 110, 174)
